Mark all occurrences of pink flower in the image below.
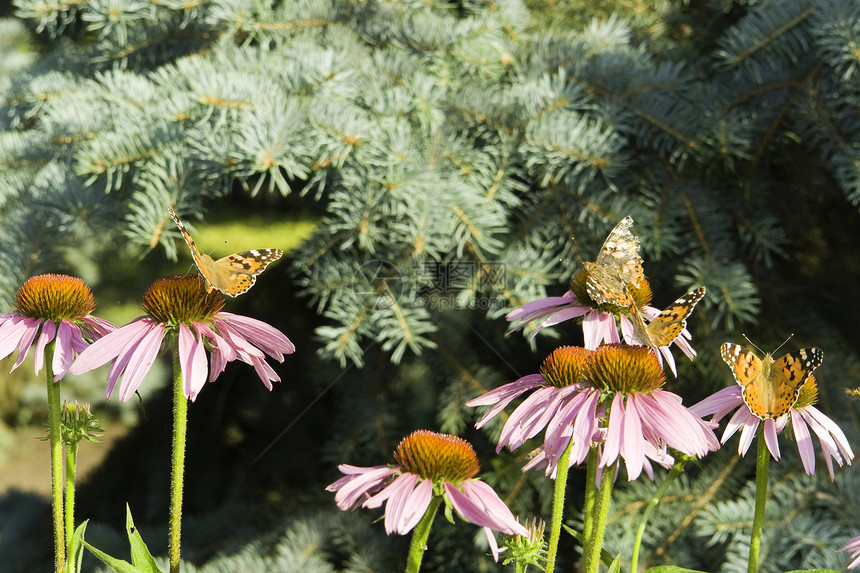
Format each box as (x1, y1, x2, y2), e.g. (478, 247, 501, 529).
(327, 430, 529, 562)
(838, 535, 860, 569)
(70, 275, 294, 401)
(468, 345, 719, 480)
(0, 274, 114, 381)
(506, 279, 701, 374)
(691, 377, 853, 480)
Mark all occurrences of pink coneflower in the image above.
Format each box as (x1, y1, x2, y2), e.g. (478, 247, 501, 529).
(0, 274, 114, 380)
(690, 376, 853, 480)
(839, 535, 860, 569)
(506, 272, 698, 374)
(70, 275, 294, 401)
(468, 346, 601, 477)
(468, 344, 719, 481)
(327, 430, 529, 562)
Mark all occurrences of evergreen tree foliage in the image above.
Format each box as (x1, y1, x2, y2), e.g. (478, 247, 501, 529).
(1, 0, 859, 570)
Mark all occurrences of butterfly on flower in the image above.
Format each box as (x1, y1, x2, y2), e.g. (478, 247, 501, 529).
(629, 287, 706, 350)
(168, 207, 283, 297)
(581, 216, 646, 307)
(720, 339, 823, 419)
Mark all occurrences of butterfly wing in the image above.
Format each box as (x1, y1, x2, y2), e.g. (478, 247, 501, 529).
(169, 207, 219, 289)
(720, 342, 762, 388)
(644, 287, 706, 347)
(209, 249, 284, 297)
(168, 207, 283, 297)
(721, 342, 823, 419)
(584, 216, 644, 306)
(762, 348, 823, 418)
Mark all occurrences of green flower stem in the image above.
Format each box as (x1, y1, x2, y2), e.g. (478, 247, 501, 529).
(544, 439, 575, 573)
(630, 456, 688, 573)
(748, 425, 769, 573)
(169, 351, 188, 573)
(64, 438, 79, 558)
(581, 446, 599, 560)
(45, 341, 66, 573)
(583, 460, 615, 573)
(405, 495, 442, 573)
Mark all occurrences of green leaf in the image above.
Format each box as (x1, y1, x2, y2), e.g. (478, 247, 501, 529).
(78, 505, 163, 573)
(645, 567, 709, 573)
(125, 504, 161, 572)
(65, 520, 88, 573)
(80, 538, 147, 573)
(607, 554, 623, 573)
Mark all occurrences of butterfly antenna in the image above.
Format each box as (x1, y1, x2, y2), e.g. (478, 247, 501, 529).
(742, 333, 794, 354)
(772, 333, 794, 354)
(741, 334, 764, 354)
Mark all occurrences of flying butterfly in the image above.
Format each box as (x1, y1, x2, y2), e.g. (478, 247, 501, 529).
(581, 216, 646, 307)
(629, 287, 706, 349)
(168, 207, 283, 297)
(720, 339, 823, 419)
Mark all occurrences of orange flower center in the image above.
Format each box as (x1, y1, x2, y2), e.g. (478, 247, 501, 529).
(393, 430, 479, 483)
(586, 343, 665, 393)
(141, 275, 224, 324)
(14, 274, 95, 320)
(792, 375, 818, 410)
(540, 346, 593, 387)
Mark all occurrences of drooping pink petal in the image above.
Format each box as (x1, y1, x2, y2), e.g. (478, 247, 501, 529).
(791, 410, 815, 475)
(506, 293, 586, 336)
(658, 345, 679, 377)
(542, 386, 598, 470)
(763, 418, 780, 460)
(805, 406, 853, 463)
(364, 471, 416, 509)
(838, 535, 860, 569)
(445, 480, 529, 536)
(0, 315, 33, 360)
(532, 305, 590, 337)
(117, 322, 166, 402)
(621, 395, 645, 480)
(584, 311, 619, 349)
(51, 320, 80, 381)
(795, 407, 853, 480)
(497, 386, 562, 452)
(484, 527, 502, 562)
(368, 472, 424, 534)
(10, 317, 40, 372)
(506, 295, 573, 322)
(248, 356, 280, 390)
(80, 315, 117, 339)
(217, 312, 295, 359)
(214, 321, 267, 363)
(395, 477, 433, 534)
(635, 391, 719, 457)
(600, 393, 625, 468)
(195, 322, 232, 381)
(33, 319, 56, 375)
(178, 323, 208, 401)
(468, 374, 543, 430)
(467, 374, 543, 408)
(71, 318, 152, 375)
(690, 386, 744, 422)
(732, 411, 761, 456)
(327, 465, 397, 510)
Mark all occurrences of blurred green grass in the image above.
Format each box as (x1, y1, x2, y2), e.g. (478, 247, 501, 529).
(179, 212, 317, 256)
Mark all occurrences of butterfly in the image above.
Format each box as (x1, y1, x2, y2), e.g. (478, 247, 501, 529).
(720, 341, 823, 419)
(629, 287, 706, 349)
(168, 207, 283, 297)
(581, 216, 645, 307)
